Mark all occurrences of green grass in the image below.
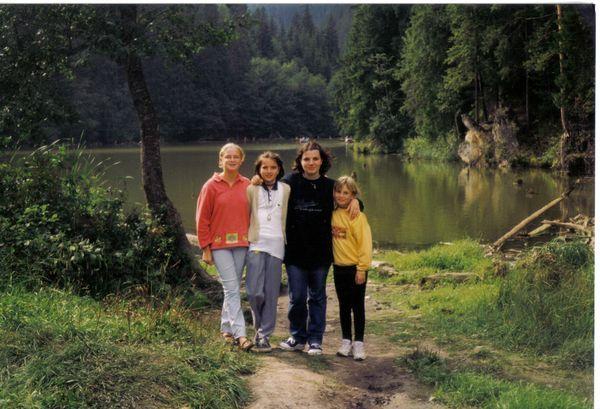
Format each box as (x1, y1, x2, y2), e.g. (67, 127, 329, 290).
(373, 239, 493, 284)
(368, 238, 593, 402)
(0, 286, 256, 408)
(401, 349, 591, 409)
(496, 240, 593, 363)
(373, 239, 592, 365)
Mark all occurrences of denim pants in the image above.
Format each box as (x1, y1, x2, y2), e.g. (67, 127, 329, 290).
(246, 251, 283, 340)
(285, 263, 329, 345)
(213, 247, 248, 338)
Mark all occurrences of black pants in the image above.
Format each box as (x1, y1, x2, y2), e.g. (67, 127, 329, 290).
(333, 265, 367, 342)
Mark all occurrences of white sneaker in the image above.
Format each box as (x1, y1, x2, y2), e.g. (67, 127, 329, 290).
(307, 343, 323, 355)
(279, 337, 305, 351)
(336, 339, 353, 357)
(352, 341, 366, 361)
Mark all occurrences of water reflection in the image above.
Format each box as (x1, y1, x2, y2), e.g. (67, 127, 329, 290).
(82, 143, 593, 250)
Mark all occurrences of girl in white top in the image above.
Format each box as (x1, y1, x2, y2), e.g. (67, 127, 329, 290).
(245, 152, 290, 352)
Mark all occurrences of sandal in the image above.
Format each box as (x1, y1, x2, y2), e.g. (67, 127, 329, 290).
(221, 332, 234, 344)
(237, 337, 254, 352)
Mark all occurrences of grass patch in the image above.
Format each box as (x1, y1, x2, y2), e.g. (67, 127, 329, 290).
(373, 239, 493, 284)
(0, 286, 256, 408)
(368, 239, 593, 401)
(496, 240, 593, 366)
(400, 349, 591, 409)
(374, 239, 592, 366)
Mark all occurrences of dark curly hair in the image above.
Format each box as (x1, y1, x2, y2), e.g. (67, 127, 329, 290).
(254, 151, 285, 180)
(292, 140, 333, 176)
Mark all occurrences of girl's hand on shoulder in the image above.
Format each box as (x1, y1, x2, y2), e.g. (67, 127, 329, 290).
(355, 270, 366, 285)
(347, 198, 360, 220)
(202, 247, 213, 265)
(250, 175, 263, 186)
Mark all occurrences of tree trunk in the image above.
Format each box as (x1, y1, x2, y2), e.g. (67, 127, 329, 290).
(524, 20, 530, 131)
(474, 71, 480, 123)
(119, 5, 213, 285)
(525, 69, 530, 129)
(478, 72, 488, 122)
(556, 4, 571, 172)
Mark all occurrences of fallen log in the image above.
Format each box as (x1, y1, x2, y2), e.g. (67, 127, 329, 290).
(541, 220, 591, 233)
(527, 223, 553, 237)
(419, 272, 477, 288)
(492, 186, 574, 251)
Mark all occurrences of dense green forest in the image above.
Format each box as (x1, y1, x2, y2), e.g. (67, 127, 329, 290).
(332, 4, 594, 170)
(0, 4, 595, 171)
(1, 4, 343, 145)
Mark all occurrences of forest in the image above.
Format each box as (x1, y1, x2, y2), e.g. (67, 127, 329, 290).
(1, 4, 343, 145)
(0, 4, 595, 172)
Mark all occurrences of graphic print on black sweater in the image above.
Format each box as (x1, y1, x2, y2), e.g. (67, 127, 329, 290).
(282, 172, 334, 268)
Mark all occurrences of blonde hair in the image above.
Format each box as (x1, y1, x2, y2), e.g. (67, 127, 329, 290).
(218, 143, 245, 167)
(334, 175, 360, 196)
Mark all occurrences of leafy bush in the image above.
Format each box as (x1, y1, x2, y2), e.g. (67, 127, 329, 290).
(403, 132, 458, 161)
(497, 240, 593, 364)
(353, 137, 384, 154)
(0, 143, 189, 295)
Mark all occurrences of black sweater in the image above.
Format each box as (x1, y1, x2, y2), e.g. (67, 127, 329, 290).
(282, 172, 335, 268)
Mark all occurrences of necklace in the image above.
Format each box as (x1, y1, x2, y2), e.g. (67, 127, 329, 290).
(261, 185, 280, 221)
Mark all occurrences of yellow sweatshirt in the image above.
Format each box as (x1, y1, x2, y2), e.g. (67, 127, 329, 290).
(332, 209, 372, 272)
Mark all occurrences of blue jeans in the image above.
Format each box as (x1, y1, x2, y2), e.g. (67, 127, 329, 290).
(285, 264, 329, 345)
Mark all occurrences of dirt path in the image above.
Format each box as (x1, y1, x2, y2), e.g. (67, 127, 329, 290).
(245, 283, 444, 409)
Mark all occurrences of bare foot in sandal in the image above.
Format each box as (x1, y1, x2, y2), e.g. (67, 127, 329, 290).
(221, 332, 234, 344)
(237, 336, 253, 352)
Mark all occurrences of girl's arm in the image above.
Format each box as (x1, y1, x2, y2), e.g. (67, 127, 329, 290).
(353, 214, 373, 284)
(196, 184, 215, 250)
(246, 186, 253, 216)
(201, 246, 213, 265)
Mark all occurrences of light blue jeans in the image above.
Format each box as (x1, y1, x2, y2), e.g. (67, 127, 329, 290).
(213, 247, 248, 338)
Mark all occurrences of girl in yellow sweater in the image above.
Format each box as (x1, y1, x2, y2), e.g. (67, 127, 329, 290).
(332, 176, 372, 360)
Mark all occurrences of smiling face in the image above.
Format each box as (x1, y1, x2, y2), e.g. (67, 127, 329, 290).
(259, 158, 280, 184)
(334, 184, 355, 209)
(301, 149, 323, 178)
(219, 147, 243, 173)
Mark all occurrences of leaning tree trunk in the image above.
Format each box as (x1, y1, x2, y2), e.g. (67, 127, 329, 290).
(120, 5, 213, 285)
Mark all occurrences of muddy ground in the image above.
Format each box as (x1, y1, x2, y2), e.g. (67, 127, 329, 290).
(244, 282, 444, 409)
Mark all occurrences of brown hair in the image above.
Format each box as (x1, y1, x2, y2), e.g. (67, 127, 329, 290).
(254, 151, 285, 180)
(292, 140, 332, 175)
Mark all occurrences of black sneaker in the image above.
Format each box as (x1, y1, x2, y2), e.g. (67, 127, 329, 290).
(254, 337, 272, 353)
(307, 343, 323, 356)
(279, 337, 305, 351)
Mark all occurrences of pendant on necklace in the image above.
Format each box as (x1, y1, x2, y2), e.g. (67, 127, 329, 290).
(267, 215, 271, 221)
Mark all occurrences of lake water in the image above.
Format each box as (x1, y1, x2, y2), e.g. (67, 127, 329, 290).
(86, 141, 594, 250)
